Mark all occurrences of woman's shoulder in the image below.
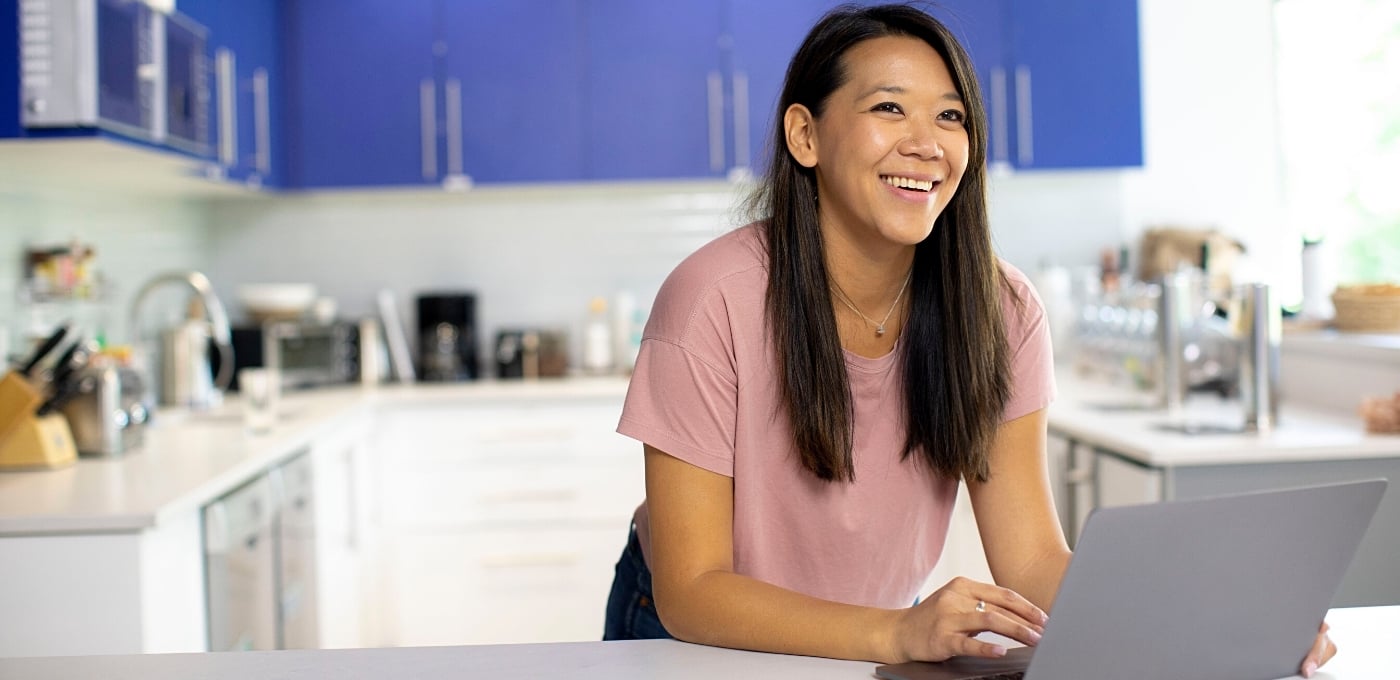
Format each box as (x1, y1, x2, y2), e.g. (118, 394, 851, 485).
(648, 222, 769, 342)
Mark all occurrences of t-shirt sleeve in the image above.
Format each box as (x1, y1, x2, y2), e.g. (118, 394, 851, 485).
(618, 338, 738, 477)
(1001, 266, 1057, 422)
(616, 272, 740, 478)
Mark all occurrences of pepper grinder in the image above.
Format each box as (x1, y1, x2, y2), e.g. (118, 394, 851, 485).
(1234, 283, 1281, 432)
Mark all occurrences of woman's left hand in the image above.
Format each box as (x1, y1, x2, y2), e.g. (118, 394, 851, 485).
(1300, 621, 1336, 678)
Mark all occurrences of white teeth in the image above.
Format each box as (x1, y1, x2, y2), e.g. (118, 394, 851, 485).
(881, 175, 934, 192)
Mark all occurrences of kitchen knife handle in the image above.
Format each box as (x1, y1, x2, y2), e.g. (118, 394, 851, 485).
(18, 324, 68, 377)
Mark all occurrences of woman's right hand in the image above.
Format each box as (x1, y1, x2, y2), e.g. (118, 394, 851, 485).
(889, 576, 1049, 663)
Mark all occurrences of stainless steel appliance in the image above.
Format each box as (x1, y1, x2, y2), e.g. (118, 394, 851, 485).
(272, 453, 319, 649)
(204, 450, 319, 651)
(230, 319, 382, 391)
(416, 293, 478, 381)
(19, 0, 210, 154)
(59, 363, 147, 458)
(203, 474, 278, 651)
(494, 329, 568, 379)
(128, 271, 234, 409)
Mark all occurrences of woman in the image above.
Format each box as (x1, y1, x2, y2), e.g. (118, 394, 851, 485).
(604, 4, 1335, 675)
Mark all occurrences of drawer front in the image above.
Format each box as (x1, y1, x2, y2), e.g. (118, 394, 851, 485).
(380, 526, 627, 646)
(374, 402, 632, 464)
(379, 454, 644, 527)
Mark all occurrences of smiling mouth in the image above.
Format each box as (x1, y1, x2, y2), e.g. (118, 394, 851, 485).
(880, 175, 937, 193)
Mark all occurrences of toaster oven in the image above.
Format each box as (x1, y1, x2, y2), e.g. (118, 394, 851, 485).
(230, 320, 362, 391)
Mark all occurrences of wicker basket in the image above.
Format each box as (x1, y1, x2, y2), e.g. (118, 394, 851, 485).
(1332, 284, 1400, 333)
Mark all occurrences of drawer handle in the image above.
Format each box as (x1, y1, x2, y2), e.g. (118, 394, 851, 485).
(480, 552, 581, 569)
(478, 489, 578, 505)
(479, 427, 574, 444)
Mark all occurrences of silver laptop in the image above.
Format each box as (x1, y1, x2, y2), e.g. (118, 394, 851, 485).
(876, 479, 1388, 680)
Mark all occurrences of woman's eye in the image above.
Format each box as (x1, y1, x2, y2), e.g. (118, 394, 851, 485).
(872, 102, 903, 115)
(938, 109, 967, 125)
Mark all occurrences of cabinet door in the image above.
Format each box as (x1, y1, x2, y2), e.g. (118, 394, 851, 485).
(928, 0, 1011, 168)
(1005, 0, 1142, 168)
(284, 0, 438, 188)
(726, 1, 833, 178)
(227, 0, 280, 186)
(439, 0, 586, 184)
(584, 0, 724, 180)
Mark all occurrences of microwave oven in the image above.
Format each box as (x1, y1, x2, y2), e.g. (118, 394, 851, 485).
(19, 0, 209, 154)
(230, 321, 373, 391)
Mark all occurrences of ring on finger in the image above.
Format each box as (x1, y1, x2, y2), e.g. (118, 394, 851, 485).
(975, 600, 987, 613)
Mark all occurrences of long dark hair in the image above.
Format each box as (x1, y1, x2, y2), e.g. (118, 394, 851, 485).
(746, 3, 1013, 483)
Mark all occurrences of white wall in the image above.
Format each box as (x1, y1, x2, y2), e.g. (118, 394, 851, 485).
(202, 184, 742, 368)
(1124, 0, 1290, 290)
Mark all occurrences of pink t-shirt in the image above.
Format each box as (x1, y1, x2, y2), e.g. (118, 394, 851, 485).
(617, 223, 1055, 609)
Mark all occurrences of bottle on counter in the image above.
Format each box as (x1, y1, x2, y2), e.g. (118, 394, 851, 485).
(582, 297, 614, 375)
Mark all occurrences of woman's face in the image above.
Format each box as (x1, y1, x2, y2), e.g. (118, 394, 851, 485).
(790, 35, 970, 250)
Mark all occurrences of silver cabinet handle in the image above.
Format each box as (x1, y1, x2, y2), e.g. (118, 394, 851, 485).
(990, 67, 1010, 167)
(215, 48, 236, 166)
(252, 67, 270, 175)
(419, 79, 437, 180)
(707, 71, 724, 173)
(1015, 66, 1033, 167)
(444, 77, 463, 178)
(732, 70, 750, 174)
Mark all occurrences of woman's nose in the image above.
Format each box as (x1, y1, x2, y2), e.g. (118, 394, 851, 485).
(898, 121, 944, 160)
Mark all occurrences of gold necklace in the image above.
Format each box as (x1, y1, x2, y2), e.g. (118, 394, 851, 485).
(830, 269, 913, 337)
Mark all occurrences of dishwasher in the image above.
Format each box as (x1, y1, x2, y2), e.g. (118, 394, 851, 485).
(203, 475, 278, 651)
(204, 450, 319, 651)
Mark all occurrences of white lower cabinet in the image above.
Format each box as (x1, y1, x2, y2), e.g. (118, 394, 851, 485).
(382, 525, 626, 646)
(369, 395, 639, 646)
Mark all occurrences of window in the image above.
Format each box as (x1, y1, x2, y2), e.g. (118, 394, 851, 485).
(1275, 0, 1400, 285)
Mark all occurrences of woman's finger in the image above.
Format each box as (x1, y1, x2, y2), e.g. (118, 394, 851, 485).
(968, 585, 1048, 633)
(956, 635, 1009, 659)
(973, 601, 1046, 645)
(1301, 628, 1333, 677)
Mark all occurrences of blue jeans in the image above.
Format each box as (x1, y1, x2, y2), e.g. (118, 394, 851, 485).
(602, 524, 674, 640)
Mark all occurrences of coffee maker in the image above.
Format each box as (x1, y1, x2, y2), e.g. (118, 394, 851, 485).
(416, 293, 478, 381)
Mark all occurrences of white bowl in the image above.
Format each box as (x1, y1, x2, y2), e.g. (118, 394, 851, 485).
(238, 284, 318, 321)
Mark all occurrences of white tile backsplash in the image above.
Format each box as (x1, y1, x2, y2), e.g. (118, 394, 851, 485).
(0, 188, 213, 357)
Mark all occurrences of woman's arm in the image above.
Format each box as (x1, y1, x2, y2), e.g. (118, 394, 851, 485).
(965, 408, 1073, 611)
(645, 444, 1045, 663)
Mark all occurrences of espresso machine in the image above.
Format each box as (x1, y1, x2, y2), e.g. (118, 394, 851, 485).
(416, 292, 478, 381)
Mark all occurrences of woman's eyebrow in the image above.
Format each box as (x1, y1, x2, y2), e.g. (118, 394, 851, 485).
(855, 84, 964, 104)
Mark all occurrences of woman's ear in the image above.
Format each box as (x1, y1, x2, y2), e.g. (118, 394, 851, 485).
(784, 104, 818, 168)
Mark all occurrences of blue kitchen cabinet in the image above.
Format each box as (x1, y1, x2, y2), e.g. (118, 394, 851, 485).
(584, 1, 725, 180)
(282, 0, 438, 189)
(438, 0, 586, 184)
(1003, 0, 1143, 169)
(180, 0, 283, 187)
(1, 0, 18, 139)
(726, 1, 835, 178)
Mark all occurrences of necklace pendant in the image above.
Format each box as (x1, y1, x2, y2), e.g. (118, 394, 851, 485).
(876, 325, 886, 337)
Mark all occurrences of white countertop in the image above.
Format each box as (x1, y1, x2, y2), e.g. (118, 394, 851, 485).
(0, 605, 1394, 679)
(1048, 372, 1400, 468)
(0, 378, 630, 537)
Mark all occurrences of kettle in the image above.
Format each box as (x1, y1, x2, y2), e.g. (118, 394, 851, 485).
(128, 271, 235, 409)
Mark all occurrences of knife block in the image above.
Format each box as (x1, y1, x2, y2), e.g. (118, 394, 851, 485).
(0, 412, 78, 470)
(0, 372, 43, 443)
